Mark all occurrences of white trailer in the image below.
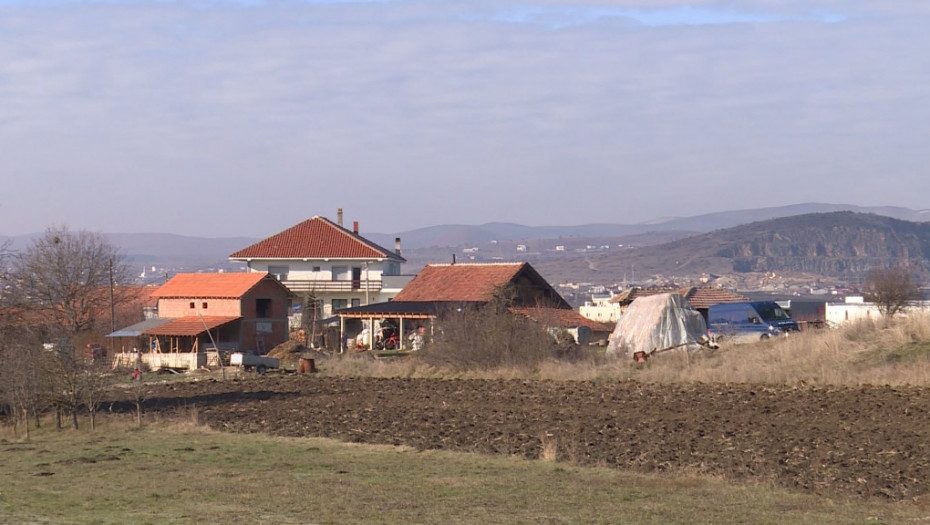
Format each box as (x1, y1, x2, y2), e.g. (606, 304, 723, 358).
(230, 352, 279, 374)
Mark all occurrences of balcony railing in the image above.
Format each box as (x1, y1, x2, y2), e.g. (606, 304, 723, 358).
(279, 279, 383, 293)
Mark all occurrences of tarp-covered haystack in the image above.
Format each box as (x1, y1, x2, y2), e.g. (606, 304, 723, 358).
(606, 293, 708, 361)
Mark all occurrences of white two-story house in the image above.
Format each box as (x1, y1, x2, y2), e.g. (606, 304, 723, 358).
(229, 215, 408, 318)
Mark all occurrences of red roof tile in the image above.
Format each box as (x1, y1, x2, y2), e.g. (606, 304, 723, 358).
(151, 273, 271, 299)
(143, 316, 240, 336)
(610, 287, 678, 304)
(611, 287, 747, 310)
(229, 216, 405, 261)
(512, 307, 614, 332)
(393, 263, 527, 302)
(683, 288, 748, 310)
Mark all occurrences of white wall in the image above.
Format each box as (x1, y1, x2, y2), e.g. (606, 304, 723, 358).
(246, 260, 388, 281)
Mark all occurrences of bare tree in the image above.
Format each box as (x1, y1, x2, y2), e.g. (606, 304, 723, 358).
(865, 265, 920, 318)
(0, 327, 49, 439)
(41, 342, 85, 430)
(5, 227, 133, 431)
(80, 358, 110, 430)
(10, 226, 132, 334)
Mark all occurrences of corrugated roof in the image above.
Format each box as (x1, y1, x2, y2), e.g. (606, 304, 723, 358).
(229, 216, 405, 261)
(142, 316, 240, 336)
(393, 263, 526, 302)
(106, 318, 172, 337)
(150, 273, 269, 299)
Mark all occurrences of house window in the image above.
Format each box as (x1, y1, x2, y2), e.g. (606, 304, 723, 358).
(313, 266, 321, 272)
(332, 266, 349, 281)
(332, 299, 348, 311)
(202, 302, 208, 309)
(351, 298, 360, 308)
(268, 265, 289, 281)
(256, 298, 272, 318)
(189, 302, 195, 309)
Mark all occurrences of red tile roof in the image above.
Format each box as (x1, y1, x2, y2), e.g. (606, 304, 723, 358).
(684, 288, 748, 310)
(229, 216, 405, 261)
(610, 287, 677, 304)
(393, 263, 527, 302)
(512, 307, 614, 332)
(611, 287, 747, 310)
(143, 316, 240, 336)
(151, 273, 271, 299)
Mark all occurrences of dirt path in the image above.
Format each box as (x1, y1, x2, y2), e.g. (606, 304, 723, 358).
(138, 376, 930, 500)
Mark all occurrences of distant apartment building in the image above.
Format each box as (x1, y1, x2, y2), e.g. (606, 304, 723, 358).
(579, 291, 622, 323)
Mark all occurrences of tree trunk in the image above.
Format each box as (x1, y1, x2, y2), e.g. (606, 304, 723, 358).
(22, 407, 29, 440)
(71, 409, 79, 430)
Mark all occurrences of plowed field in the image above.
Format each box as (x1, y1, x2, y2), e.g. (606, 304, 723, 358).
(137, 376, 930, 500)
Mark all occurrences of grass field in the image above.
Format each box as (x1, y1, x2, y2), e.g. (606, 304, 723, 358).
(2, 413, 928, 525)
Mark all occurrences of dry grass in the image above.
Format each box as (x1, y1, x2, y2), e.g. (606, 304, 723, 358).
(314, 313, 930, 386)
(631, 313, 930, 386)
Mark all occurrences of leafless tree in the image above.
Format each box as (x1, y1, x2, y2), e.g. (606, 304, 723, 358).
(41, 341, 86, 430)
(4, 227, 133, 431)
(127, 366, 147, 427)
(0, 327, 49, 439)
(865, 265, 920, 318)
(80, 358, 110, 430)
(9, 226, 132, 334)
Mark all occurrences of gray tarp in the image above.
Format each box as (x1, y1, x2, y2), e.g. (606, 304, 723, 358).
(606, 293, 708, 359)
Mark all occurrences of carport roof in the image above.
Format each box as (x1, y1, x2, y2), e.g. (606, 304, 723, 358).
(143, 316, 241, 336)
(106, 318, 172, 337)
(336, 301, 461, 319)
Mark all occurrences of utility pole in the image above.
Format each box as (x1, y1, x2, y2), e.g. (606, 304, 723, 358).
(109, 257, 115, 356)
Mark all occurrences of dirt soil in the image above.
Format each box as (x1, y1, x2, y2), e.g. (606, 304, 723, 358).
(136, 376, 930, 500)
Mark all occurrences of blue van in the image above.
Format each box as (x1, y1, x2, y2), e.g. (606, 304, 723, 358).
(707, 301, 800, 343)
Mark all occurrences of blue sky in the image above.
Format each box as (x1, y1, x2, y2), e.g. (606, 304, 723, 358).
(1, 1, 928, 237)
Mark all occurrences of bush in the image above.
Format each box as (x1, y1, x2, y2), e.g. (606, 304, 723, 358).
(419, 304, 562, 372)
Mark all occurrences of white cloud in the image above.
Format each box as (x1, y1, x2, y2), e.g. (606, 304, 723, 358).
(0, 1, 928, 236)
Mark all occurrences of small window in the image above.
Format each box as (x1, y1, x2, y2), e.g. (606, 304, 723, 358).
(256, 298, 271, 318)
(313, 266, 321, 272)
(351, 298, 360, 308)
(202, 302, 208, 309)
(189, 302, 195, 309)
(332, 299, 348, 311)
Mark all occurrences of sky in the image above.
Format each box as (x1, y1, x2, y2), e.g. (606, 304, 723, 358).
(1, 0, 929, 238)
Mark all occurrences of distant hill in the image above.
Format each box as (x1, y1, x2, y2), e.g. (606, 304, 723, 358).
(365, 203, 930, 250)
(2, 204, 928, 283)
(532, 211, 930, 285)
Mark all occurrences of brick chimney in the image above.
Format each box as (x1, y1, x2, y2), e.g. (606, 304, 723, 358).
(395, 237, 402, 256)
(353, 221, 359, 234)
(337, 208, 343, 226)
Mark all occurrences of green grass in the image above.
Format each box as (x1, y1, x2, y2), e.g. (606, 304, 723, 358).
(1, 414, 927, 524)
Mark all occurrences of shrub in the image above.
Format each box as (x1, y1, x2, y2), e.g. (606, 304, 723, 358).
(419, 303, 561, 372)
